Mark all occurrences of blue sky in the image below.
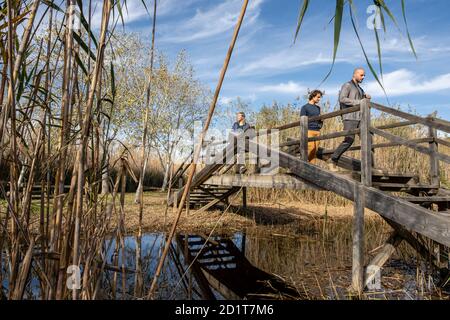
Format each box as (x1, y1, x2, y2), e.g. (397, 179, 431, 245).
(95, 0, 450, 120)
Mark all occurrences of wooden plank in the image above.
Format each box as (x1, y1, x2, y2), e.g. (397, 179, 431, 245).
(280, 128, 361, 147)
(299, 116, 308, 161)
(436, 138, 450, 149)
(269, 106, 361, 133)
(371, 103, 450, 133)
(376, 120, 416, 130)
(397, 196, 449, 203)
(317, 138, 432, 154)
(371, 127, 450, 164)
(309, 129, 360, 143)
(203, 174, 322, 190)
(248, 140, 450, 247)
(364, 232, 403, 289)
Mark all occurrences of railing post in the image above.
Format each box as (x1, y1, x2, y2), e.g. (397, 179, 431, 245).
(242, 187, 247, 208)
(360, 99, 372, 187)
(428, 123, 440, 188)
(299, 116, 309, 162)
(352, 99, 371, 295)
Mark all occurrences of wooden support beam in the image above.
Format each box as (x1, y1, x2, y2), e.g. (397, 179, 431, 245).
(352, 183, 365, 294)
(299, 116, 308, 161)
(364, 232, 403, 289)
(196, 188, 240, 213)
(383, 218, 439, 268)
(248, 140, 450, 247)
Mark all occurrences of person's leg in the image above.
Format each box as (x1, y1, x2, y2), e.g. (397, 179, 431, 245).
(331, 120, 359, 162)
(307, 130, 316, 162)
(308, 130, 320, 163)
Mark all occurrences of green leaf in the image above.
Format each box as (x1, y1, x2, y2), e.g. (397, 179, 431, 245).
(401, 0, 417, 59)
(110, 61, 116, 98)
(374, 21, 383, 81)
(319, 0, 344, 85)
(73, 31, 97, 61)
(41, 0, 64, 13)
(74, 52, 88, 75)
(115, 0, 126, 28)
(79, 9, 99, 49)
(349, 2, 387, 98)
(294, 0, 309, 43)
(377, 0, 400, 30)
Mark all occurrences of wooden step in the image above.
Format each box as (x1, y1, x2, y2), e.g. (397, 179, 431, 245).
(372, 183, 439, 194)
(352, 171, 417, 184)
(399, 196, 450, 204)
(200, 259, 238, 267)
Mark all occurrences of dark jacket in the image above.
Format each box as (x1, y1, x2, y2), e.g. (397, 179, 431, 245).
(300, 103, 322, 131)
(232, 121, 250, 132)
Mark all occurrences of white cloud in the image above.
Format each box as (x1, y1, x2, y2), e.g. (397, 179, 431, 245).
(219, 96, 234, 105)
(365, 69, 450, 97)
(90, 0, 196, 29)
(258, 81, 308, 94)
(160, 0, 264, 43)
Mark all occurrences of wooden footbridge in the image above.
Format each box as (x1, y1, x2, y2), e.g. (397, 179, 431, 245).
(169, 100, 450, 293)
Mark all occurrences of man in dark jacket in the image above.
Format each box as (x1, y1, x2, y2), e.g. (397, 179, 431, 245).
(300, 90, 323, 163)
(232, 112, 250, 132)
(232, 112, 251, 173)
(331, 68, 371, 163)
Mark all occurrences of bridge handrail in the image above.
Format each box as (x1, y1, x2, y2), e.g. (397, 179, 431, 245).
(371, 102, 450, 133)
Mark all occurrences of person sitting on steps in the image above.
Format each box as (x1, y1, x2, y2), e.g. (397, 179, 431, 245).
(330, 68, 371, 169)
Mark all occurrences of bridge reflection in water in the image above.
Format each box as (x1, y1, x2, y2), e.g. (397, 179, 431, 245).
(175, 234, 304, 300)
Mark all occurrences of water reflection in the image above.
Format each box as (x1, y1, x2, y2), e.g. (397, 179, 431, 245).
(100, 231, 448, 300)
(1, 230, 448, 300)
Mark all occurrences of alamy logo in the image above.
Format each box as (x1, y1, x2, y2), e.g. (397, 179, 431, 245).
(366, 265, 382, 290)
(67, 265, 81, 290)
(67, 4, 81, 32)
(366, 5, 382, 30)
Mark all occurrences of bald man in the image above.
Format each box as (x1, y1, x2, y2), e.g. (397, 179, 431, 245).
(331, 68, 371, 163)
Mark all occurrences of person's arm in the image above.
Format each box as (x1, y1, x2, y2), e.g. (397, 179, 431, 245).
(339, 83, 364, 106)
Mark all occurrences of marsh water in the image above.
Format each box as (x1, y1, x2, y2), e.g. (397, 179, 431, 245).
(2, 228, 449, 300)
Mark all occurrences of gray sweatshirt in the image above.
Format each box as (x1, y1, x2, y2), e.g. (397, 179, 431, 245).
(339, 80, 365, 121)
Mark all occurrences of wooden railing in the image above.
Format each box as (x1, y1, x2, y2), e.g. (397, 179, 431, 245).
(188, 100, 449, 191)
